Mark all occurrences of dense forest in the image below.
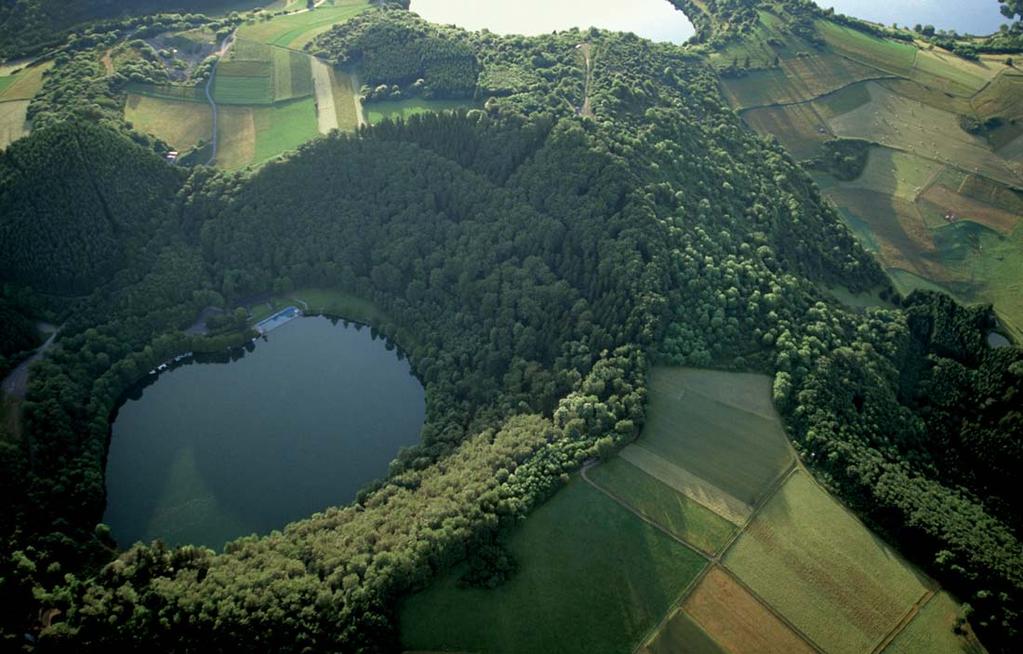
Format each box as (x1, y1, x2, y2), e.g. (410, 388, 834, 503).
(1, 1, 1022, 652)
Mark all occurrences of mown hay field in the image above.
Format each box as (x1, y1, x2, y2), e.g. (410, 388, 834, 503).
(587, 457, 736, 554)
(0, 100, 29, 149)
(826, 82, 1022, 187)
(237, 1, 370, 50)
(0, 61, 53, 102)
(742, 103, 829, 160)
(251, 96, 318, 164)
(639, 368, 793, 509)
(724, 471, 932, 654)
(682, 567, 816, 654)
(884, 592, 987, 654)
(400, 478, 708, 654)
(330, 69, 361, 130)
(124, 94, 211, 152)
(271, 47, 313, 101)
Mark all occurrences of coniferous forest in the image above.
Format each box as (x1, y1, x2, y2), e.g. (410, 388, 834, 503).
(0, 2, 1021, 652)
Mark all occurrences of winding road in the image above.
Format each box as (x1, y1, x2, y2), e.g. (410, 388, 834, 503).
(1, 325, 59, 400)
(204, 29, 237, 165)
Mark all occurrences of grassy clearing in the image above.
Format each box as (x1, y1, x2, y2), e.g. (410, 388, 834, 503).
(639, 609, 727, 654)
(0, 61, 53, 102)
(840, 146, 943, 200)
(812, 80, 872, 120)
(364, 98, 472, 125)
(827, 82, 1021, 187)
(638, 367, 793, 507)
(251, 96, 318, 164)
(879, 78, 975, 115)
(725, 470, 932, 654)
(400, 478, 708, 654)
(0, 100, 30, 149)
(587, 457, 736, 554)
(238, 1, 370, 50)
(288, 288, 388, 325)
(124, 94, 211, 152)
(742, 103, 829, 160)
(912, 48, 993, 96)
(884, 592, 987, 654)
(682, 567, 816, 654)
(972, 71, 1023, 121)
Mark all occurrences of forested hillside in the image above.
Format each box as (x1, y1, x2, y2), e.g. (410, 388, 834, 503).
(0, 2, 1021, 653)
(0, 0, 261, 58)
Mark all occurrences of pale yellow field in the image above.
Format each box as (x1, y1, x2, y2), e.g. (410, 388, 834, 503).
(215, 106, 257, 169)
(124, 94, 212, 151)
(0, 100, 30, 149)
(0, 61, 53, 102)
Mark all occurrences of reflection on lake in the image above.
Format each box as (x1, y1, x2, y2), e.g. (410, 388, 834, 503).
(410, 0, 695, 43)
(104, 316, 425, 550)
(816, 0, 1011, 35)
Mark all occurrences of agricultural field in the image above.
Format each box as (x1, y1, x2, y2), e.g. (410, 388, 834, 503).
(816, 20, 917, 76)
(636, 367, 794, 510)
(0, 61, 53, 102)
(215, 97, 318, 169)
(724, 471, 932, 653)
(124, 94, 212, 152)
(676, 567, 816, 654)
(364, 98, 472, 125)
(742, 103, 830, 160)
(586, 457, 736, 554)
(213, 59, 275, 104)
(0, 100, 29, 149)
(826, 82, 1022, 186)
(237, 1, 371, 50)
(400, 479, 708, 654)
(640, 610, 726, 654)
(884, 592, 986, 654)
(722, 53, 880, 110)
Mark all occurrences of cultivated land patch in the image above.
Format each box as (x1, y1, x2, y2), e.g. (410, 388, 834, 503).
(214, 106, 257, 169)
(681, 567, 816, 654)
(251, 96, 318, 164)
(722, 53, 879, 110)
(0, 100, 29, 149)
(400, 478, 707, 654)
(742, 103, 829, 160)
(639, 609, 727, 654)
(883, 592, 986, 654)
(639, 367, 793, 508)
(826, 82, 1022, 187)
(364, 99, 472, 125)
(124, 94, 212, 152)
(724, 470, 932, 654)
(330, 69, 361, 130)
(237, 1, 370, 50)
(0, 61, 53, 102)
(587, 457, 736, 554)
(816, 20, 916, 76)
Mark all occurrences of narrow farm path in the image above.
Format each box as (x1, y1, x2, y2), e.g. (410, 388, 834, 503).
(869, 589, 938, 654)
(1, 325, 59, 400)
(350, 71, 366, 127)
(204, 29, 237, 165)
(311, 57, 339, 133)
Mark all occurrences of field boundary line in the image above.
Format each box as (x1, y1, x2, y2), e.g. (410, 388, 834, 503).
(631, 562, 717, 654)
(717, 461, 796, 561)
(580, 462, 711, 562)
(733, 74, 898, 113)
(869, 588, 937, 654)
(716, 564, 826, 653)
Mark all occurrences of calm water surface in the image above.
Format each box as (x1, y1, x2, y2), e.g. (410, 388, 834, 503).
(816, 0, 1011, 35)
(104, 317, 425, 549)
(410, 0, 695, 43)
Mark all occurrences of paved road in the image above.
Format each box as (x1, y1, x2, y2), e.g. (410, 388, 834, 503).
(1, 326, 58, 400)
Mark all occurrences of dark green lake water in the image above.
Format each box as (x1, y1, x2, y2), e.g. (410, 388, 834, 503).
(103, 316, 425, 550)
